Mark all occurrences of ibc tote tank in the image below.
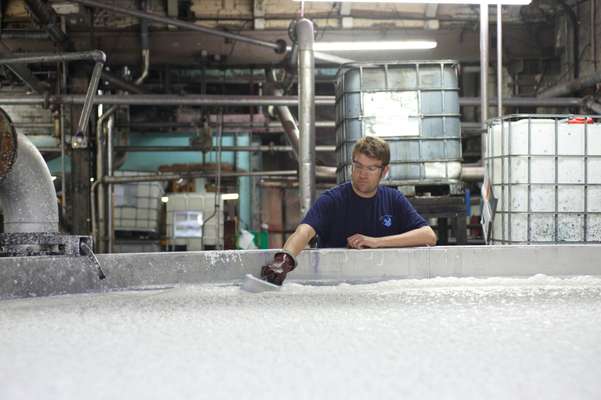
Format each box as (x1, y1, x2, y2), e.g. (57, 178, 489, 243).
(335, 61, 463, 185)
(485, 115, 601, 244)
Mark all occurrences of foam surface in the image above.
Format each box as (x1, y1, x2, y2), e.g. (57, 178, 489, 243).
(2, 275, 601, 399)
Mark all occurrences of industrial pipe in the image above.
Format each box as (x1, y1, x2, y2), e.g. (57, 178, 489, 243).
(95, 11, 151, 252)
(267, 70, 300, 160)
(102, 170, 297, 184)
(23, 0, 75, 51)
(460, 164, 484, 182)
(0, 50, 106, 64)
(480, 2, 489, 165)
(538, 71, 601, 98)
(496, 4, 503, 117)
(113, 145, 336, 152)
(74, 61, 104, 146)
(101, 71, 146, 94)
(0, 132, 59, 233)
(122, 120, 336, 130)
(584, 99, 601, 114)
(70, 0, 285, 53)
(0, 95, 583, 108)
(297, 18, 316, 216)
(0, 50, 106, 149)
(107, 115, 115, 253)
(459, 97, 583, 107)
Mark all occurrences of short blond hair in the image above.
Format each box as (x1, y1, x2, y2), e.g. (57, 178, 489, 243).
(352, 136, 390, 166)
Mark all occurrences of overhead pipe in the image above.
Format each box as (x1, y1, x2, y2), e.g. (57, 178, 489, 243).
(102, 170, 297, 184)
(101, 71, 147, 94)
(70, 0, 286, 53)
(0, 128, 59, 233)
(459, 97, 582, 107)
(0, 94, 583, 108)
(0, 40, 49, 93)
(113, 145, 336, 152)
(69, 0, 349, 64)
(0, 31, 50, 39)
(296, 19, 316, 215)
(121, 120, 336, 130)
(584, 99, 601, 114)
(23, 0, 75, 51)
(538, 71, 601, 98)
(0, 50, 106, 64)
(0, 50, 106, 151)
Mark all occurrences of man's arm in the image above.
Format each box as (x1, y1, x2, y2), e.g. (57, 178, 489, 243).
(347, 226, 436, 249)
(282, 223, 317, 257)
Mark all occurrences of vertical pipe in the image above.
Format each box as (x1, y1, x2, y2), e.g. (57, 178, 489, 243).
(480, 3, 489, 165)
(497, 3, 503, 117)
(60, 16, 68, 221)
(95, 106, 106, 253)
(296, 18, 316, 216)
(593, 0, 597, 72)
(107, 114, 115, 253)
(216, 109, 223, 249)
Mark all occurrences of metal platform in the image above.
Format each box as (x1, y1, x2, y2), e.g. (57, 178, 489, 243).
(1, 245, 600, 299)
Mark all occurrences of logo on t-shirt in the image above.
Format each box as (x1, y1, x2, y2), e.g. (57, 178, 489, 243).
(380, 214, 393, 228)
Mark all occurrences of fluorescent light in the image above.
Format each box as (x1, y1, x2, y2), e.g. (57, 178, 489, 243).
(161, 196, 169, 203)
(221, 193, 240, 201)
(297, 0, 531, 4)
(314, 40, 437, 51)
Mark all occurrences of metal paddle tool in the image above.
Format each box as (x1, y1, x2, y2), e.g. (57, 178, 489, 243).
(240, 274, 281, 293)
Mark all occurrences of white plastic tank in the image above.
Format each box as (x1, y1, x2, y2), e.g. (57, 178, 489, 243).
(166, 193, 224, 249)
(335, 61, 462, 185)
(484, 115, 601, 243)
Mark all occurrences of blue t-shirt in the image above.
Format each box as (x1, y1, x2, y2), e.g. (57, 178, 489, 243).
(300, 182, 428, 248)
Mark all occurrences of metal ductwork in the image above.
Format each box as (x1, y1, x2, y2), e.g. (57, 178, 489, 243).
(0, 109, 58, 233)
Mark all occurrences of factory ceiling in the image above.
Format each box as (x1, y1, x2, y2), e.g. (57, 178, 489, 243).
(0, 0, 561, 70)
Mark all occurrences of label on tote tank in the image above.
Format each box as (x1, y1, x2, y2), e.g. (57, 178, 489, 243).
(362, 91, 420, 137)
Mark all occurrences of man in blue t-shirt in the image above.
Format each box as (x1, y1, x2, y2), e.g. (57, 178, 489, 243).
(260, 136, 437, 285)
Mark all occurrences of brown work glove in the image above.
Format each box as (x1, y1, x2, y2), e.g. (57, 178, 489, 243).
(260, 251, 297, 286)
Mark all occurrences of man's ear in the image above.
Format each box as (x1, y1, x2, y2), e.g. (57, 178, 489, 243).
(381, 165, 390, 180)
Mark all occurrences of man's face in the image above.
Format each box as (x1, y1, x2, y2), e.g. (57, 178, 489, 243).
(350, 153, 389, 198)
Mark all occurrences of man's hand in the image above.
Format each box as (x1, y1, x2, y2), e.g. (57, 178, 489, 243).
(347, 234, 379, 249)
(260, 251, 297, 286)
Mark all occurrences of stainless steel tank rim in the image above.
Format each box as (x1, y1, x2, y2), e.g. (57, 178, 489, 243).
(493, 211, 601, 215)
(491, 240, 601, 244)
(490, 183, 601, 187)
